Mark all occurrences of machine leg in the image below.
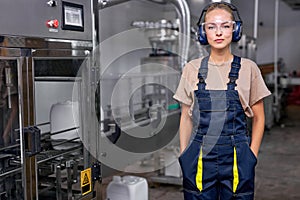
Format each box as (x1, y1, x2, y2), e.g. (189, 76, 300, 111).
(66, 161, 73, 200)
(56, 164, 62, 200)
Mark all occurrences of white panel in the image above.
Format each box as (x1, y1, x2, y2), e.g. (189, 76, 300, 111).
(34, 81, 79, 134)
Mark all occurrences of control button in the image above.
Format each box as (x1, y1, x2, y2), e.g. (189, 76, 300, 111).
(46, 19, 59, 28)
(47, 0, 57, 7)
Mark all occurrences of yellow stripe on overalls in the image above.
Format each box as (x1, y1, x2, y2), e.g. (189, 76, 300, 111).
(196, 146, 203, 192)
(233, 146, 239, 193)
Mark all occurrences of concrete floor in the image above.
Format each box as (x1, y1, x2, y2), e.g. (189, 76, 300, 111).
(101, 105, 300, 200)
(255, 105, 300, 200)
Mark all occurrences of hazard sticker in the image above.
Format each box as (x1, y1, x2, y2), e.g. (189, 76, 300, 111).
(81, 168, 92, 195)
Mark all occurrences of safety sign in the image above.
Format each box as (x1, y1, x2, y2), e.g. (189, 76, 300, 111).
(81, 168, 92, 195)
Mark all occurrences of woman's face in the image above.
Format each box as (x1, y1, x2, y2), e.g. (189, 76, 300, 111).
(204, 8, 234, 50)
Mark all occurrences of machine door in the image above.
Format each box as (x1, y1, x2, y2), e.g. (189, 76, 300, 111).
(0, 57, 24, 200)
(32, 51, 92, 199)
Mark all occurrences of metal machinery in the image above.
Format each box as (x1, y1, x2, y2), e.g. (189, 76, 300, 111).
(0, 0, 98, 199)
(0, 0, 204, 199)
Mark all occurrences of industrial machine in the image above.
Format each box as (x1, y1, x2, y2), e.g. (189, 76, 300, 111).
(1, 0, 205, 199)
(0, 0, 96, 199)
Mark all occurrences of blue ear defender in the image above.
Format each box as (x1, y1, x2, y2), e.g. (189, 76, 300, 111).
(232, 20, 242, 42)
(198, 24, 208, 45)
(197, 2, 243, 45)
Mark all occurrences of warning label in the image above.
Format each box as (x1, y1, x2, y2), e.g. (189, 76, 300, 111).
(81, 168, 92, 195)
(83, 173, 89, 185)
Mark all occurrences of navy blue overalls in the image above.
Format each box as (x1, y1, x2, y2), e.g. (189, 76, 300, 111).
(179, 55, 257, 200)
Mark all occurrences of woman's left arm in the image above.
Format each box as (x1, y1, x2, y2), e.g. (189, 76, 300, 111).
(250, 99, 265, 158)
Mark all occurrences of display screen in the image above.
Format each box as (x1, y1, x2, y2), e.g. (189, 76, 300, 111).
(64, 6, 83, 27)
(62, 2, 84, 31)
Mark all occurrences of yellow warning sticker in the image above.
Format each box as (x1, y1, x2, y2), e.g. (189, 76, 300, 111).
(81, 168, 92, 195)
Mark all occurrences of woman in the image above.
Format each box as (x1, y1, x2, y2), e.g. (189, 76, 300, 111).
(173, 2, 271, 200)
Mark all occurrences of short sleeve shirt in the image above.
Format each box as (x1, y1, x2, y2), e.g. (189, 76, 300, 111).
(173, 56, 271, 117)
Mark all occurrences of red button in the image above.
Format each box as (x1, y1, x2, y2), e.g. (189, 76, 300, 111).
(53, 19, 59, 28)
(46, 19, 59, 28)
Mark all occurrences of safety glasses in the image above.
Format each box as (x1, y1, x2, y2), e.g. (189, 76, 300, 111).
(202, 20, 236, 34)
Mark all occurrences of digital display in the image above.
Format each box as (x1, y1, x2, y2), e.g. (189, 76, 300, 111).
(62, 2, 84, 31)
(64, 6, 82, 27)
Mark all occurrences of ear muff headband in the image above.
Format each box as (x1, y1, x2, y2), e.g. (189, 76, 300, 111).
(197, 2, 243, 45)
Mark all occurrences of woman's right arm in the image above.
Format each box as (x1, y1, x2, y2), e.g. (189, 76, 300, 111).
(179, 103, 193, 154)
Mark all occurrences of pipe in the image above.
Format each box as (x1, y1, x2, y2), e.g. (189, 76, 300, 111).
(167, 0, 190, 67)
(253, 0, 259, 39)
(274, 0, 279, 106)
(98, 0, 190, 68)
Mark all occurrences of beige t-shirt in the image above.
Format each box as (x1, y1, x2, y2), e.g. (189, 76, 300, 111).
(173, 56, 271, 117)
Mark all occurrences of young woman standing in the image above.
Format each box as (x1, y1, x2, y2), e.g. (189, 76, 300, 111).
(174, 2, 271, 199)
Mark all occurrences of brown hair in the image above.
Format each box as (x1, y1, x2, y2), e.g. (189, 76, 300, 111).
(205, 3, 234, 21)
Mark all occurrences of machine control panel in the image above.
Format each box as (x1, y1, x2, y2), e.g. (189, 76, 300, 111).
(0, 0, 92, 41)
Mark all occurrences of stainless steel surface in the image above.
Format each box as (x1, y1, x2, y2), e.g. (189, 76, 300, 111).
(0, 1, 95, 199)
(0, 0, 92, 41)
(0, 36, 92, 50)
(0, 55, 23, 200)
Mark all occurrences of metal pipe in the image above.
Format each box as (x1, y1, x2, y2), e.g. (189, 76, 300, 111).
(254, 0, 259, 39)
(66, 160, 73, 200)
(167, 0, 190, 67)
(56, 164, 62, 200)
(37, 145, 82, 164)
(274, 0, 279, 106)
(0, 167, 22, 178)
(0, 143, 20, 152)
(51, 137, 80, 147)
(49, 127, 79, 137)
(98, 0, 190, 68)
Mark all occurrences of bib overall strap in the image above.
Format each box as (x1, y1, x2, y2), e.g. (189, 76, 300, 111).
(227, 55, 241, 90)
(197, 56, 209, 90)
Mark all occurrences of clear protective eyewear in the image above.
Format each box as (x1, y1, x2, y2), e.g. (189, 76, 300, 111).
(202, 20, 236, 34)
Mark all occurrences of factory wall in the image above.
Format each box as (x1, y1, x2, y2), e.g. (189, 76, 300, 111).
(98, 0, 300, 85)
(235, 0, 300, 73)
